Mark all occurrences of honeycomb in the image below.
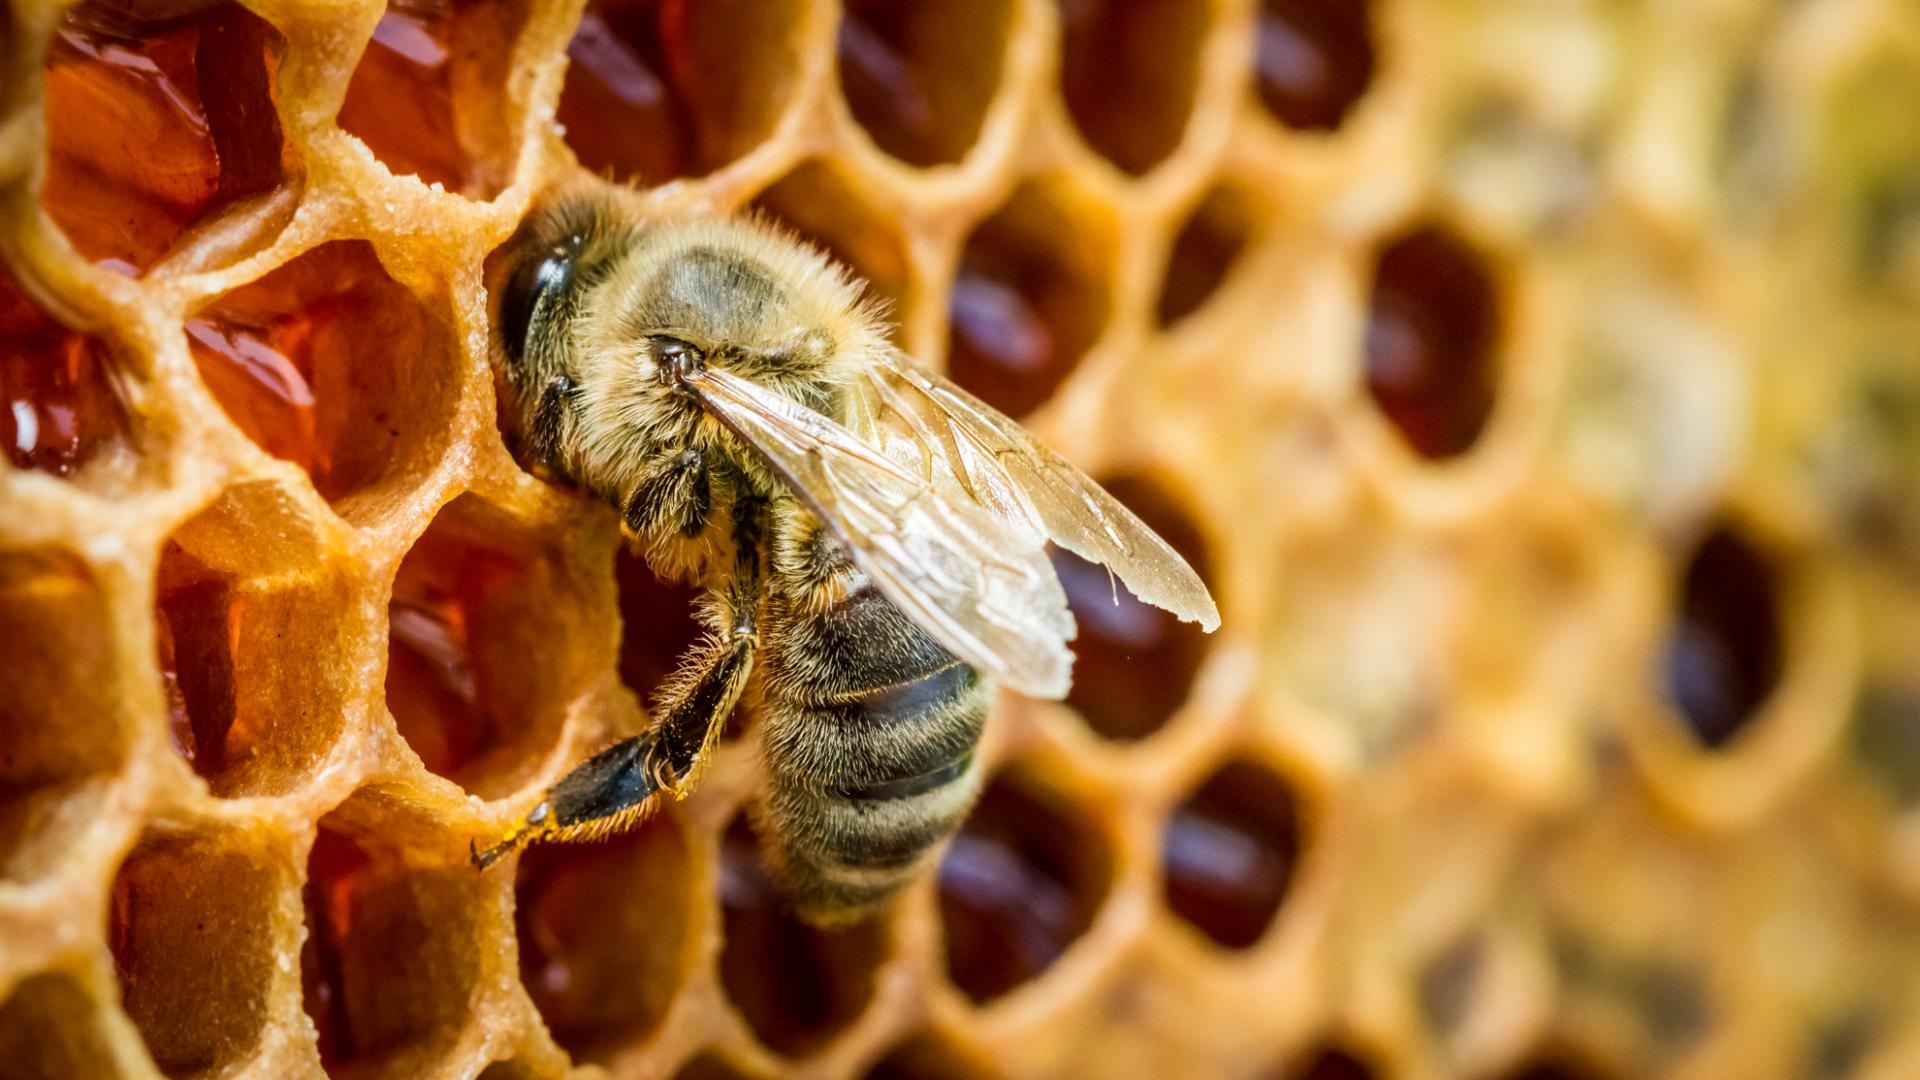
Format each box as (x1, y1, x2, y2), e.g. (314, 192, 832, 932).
(2, 0, 1918, 1076)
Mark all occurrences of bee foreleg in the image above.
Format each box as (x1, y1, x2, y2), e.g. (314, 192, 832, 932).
(528, 374, 578, 470)
(624, 449, 711, 538)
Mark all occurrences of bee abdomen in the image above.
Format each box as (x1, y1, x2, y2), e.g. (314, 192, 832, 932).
(760, 733, 986, 922)
(760, 593, 992, 921)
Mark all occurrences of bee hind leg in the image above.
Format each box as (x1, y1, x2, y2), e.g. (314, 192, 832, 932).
(471, 585, 759, 870)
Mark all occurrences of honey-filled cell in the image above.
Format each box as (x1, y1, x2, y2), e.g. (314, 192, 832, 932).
(939, 767, 1113, 1003)
(1364, 224, 1503, 460)
(1254, 0, 1376, 132)
(837, 0, 1014, 168)
(718, 814, 890, 1059)
(1056, 475, 1214, 742)
(42, 0, 287, 273)
(301, 801, 486, 1074)
(1500, 1054, 1619, 1080)
(0, 550, 129, 886)
(1057, 0, 1210, 176)
(864, 1031, 1007, 1080)
(1160, 760, 1301, 949)
(336, 0, 526, 194)
(947, 182, 1113, 418)
(1282, 1046, 1382, 1080)
(514, 810, 697, 1061)
(1661, 524, 1783, 749)
(155, 482, 354, 797)
(387, 494, 593, 798)
(1157, 184, 1257, 328)
(108, 834, 279, 1076)
(1, 264, 129, 482)
(184, 239, 459, 515)
(555, 0, 805, 185)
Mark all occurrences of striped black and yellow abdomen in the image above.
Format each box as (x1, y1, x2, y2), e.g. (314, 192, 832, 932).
(757, 582, 990, 923)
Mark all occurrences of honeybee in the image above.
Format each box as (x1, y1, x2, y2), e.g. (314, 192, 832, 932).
(473, 181, 1218, 922)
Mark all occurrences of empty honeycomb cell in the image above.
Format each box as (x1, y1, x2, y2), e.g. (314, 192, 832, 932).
(513, 809, 695, 1060)
(1828, 372, 1920, 566)
(154, 484, 355, 797)
(837, 0, 1013, 168)
(1054, 474, 1214, 741)
(42, 0, 287, 273)
(1267, 520, 1448, 755)
(946, 181, 1112, 418)
(184, 239, 460, 514)
(864, 1031, 1005, 1080)
(1660, 524, 1783, 749)
(1443, 99, 1598, 240)
(754, 161, 913, 323)
(1804, 1006, 1881, 1076)
(0, 550, 130, 885)
(337, 0, 527, 194)
(1814, 55, 1920, 286)
(301, 802, 485, 1073)
(555, 0, 804, 185)
(1548, 930, 1710, 1060)
(1364, 224, 1502, 460)
(1160, 759, 1300, 949)
(719, 814, 889, 1059)
(1806, 1011, 1877, 1080)
(388, 493, 592, 798)
(1156, 184, 1256, 328)
(0, 973, 127, 1079)
(1, 263, 129, 481)
(938, 766, 1113, 1003)
(1417, 934, 1483, 1036)
(108, 834, 279, 1076)
(1056, 0, 1209, 176)
(1850, 684, 1920, 804)
(1254, 0, 1376, 132)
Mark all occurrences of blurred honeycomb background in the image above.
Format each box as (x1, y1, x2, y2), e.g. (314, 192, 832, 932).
(2, 0, 1919, 1076)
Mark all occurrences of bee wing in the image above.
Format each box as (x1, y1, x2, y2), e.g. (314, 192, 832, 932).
(685, 366, 1077, 698)
(844, 350, 1221, 633)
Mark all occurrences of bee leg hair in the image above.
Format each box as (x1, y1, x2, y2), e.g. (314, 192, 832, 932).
(528, 374, 577, 469)
(472, 499, 765, 869)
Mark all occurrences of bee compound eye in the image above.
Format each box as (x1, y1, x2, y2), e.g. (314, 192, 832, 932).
(499, 247, 574, 363)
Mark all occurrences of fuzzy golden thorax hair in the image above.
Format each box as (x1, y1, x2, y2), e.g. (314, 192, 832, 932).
(490, 188, 892, 581)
